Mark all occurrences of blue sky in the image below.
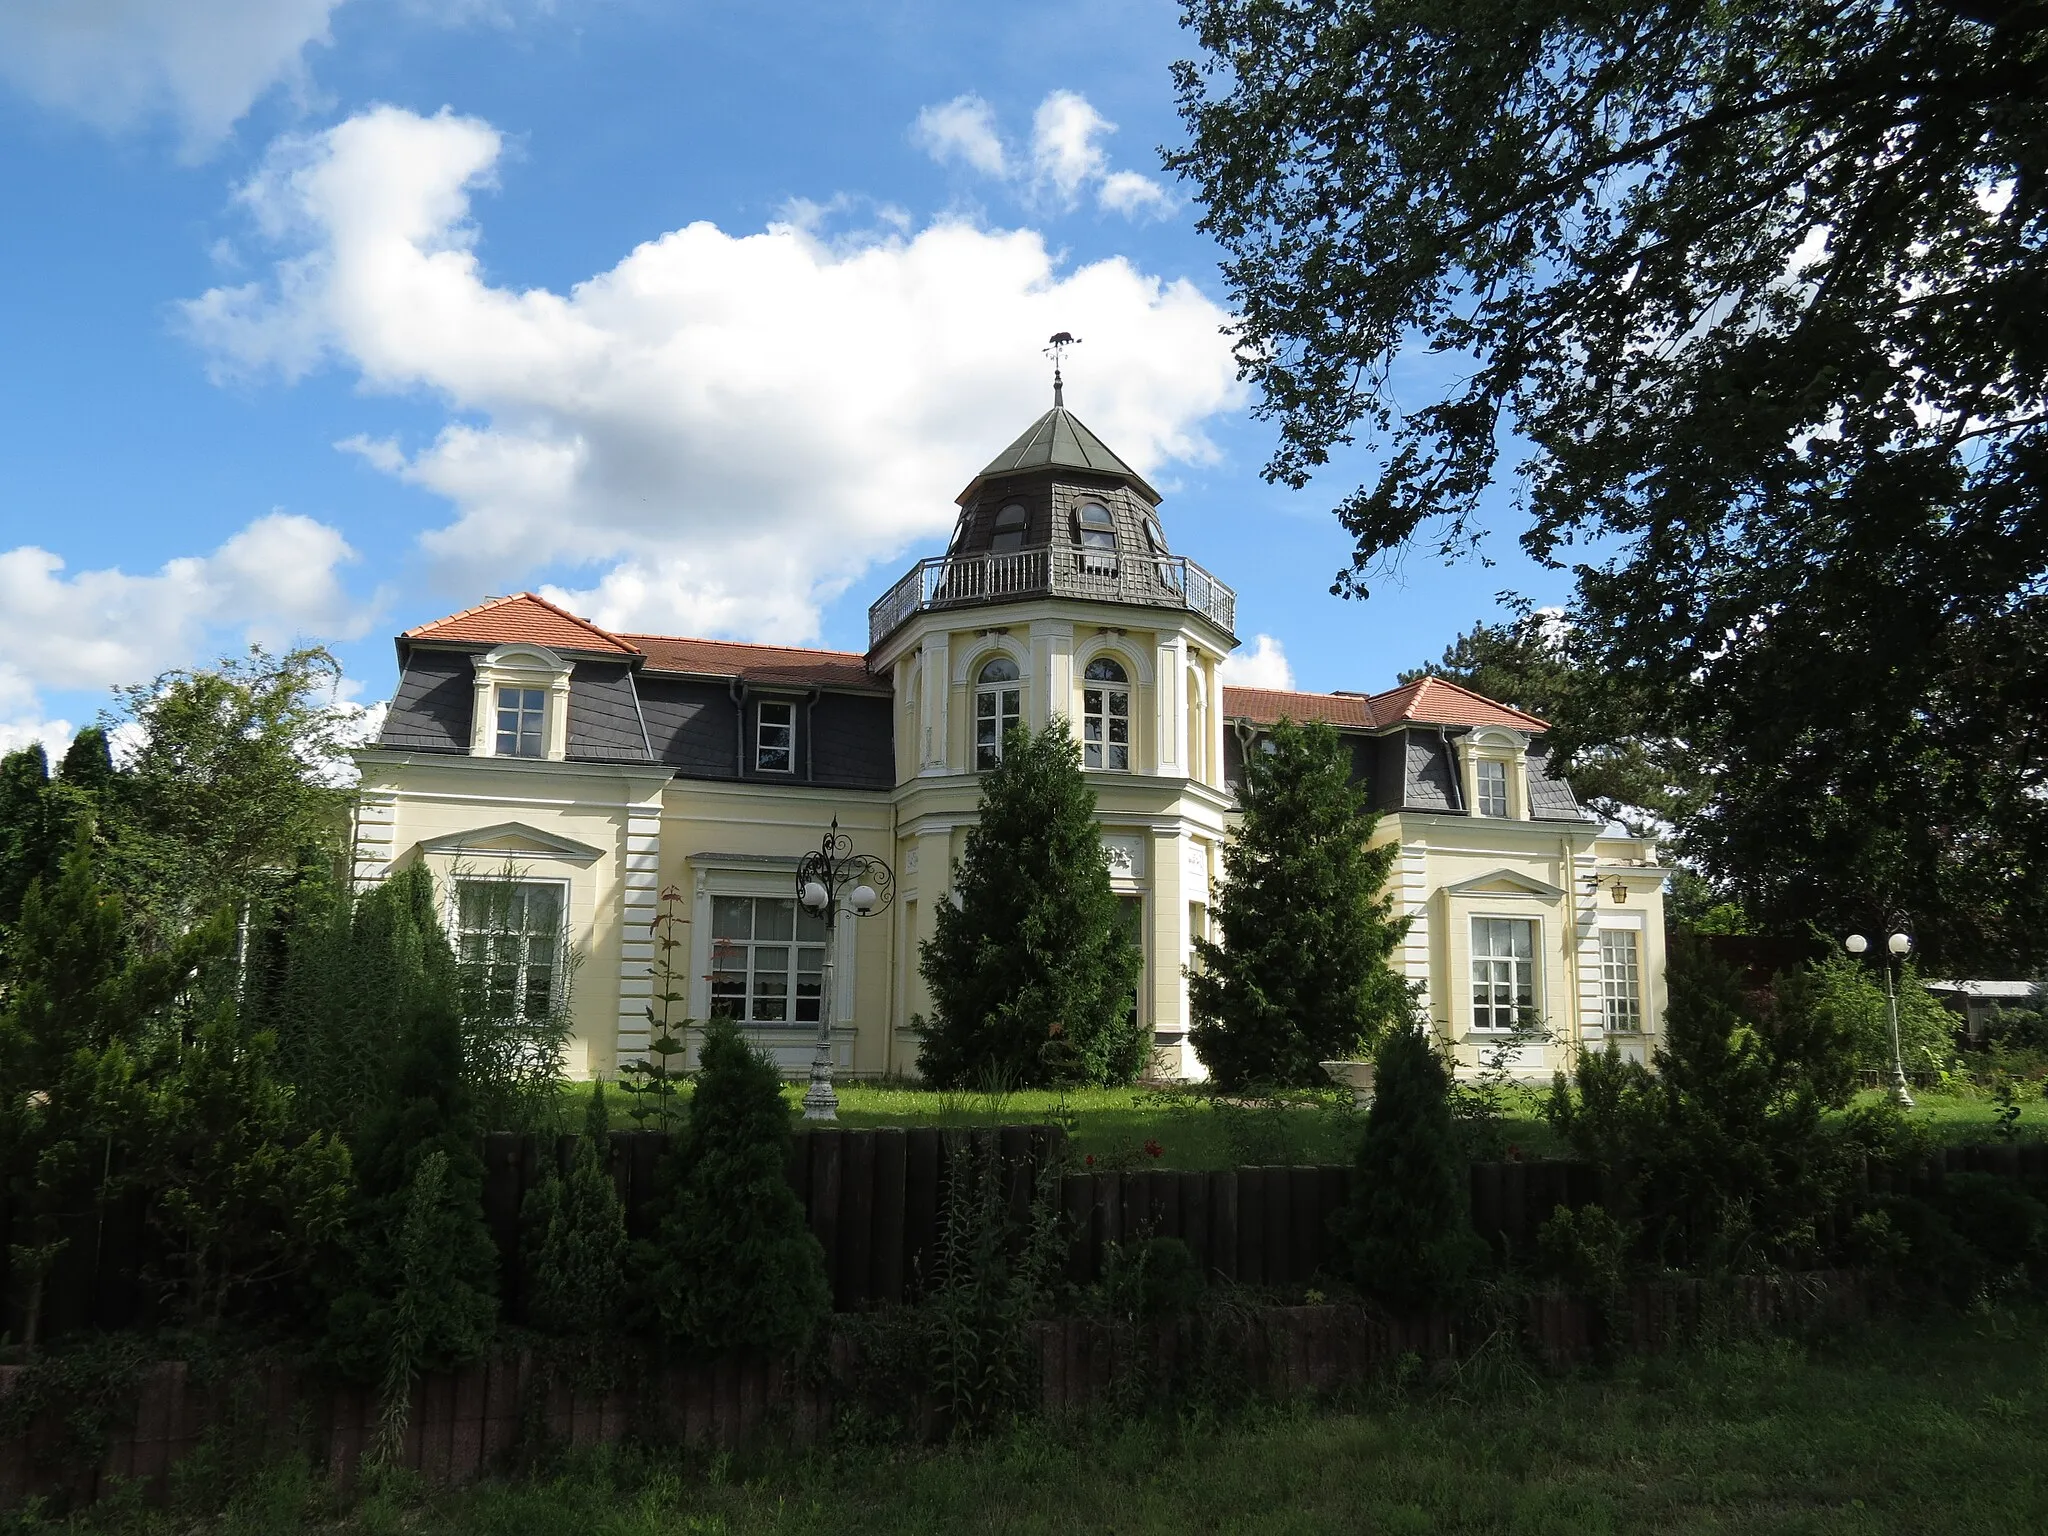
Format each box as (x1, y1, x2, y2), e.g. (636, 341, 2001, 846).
(0, 0, 1567, 753)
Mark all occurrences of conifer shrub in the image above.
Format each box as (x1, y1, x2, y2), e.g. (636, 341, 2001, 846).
(1546, 936, 1856, 1270)
(638, 1017, 828, 1356)
(522, 1083, 627, 1336)
(324, 989, 498, 1385)
(918, 721, 1144, 1088)
(1334, 1019, 1486, 1307)
(1188, 716, 1410, 1089)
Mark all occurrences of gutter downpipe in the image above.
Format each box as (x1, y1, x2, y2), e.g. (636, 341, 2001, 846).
(805, 687, 822, 782)
(729, 678, 747, 778)
(1439, 724, 1466, 812)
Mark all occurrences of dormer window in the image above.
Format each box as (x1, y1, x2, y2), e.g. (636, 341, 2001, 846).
(1076, 501, 1117, 574)
(1475, 758, 1509, 817)
(990, 504, 1027, 554)
(470, 643, 572, 760)
(495, 687, 546, 758)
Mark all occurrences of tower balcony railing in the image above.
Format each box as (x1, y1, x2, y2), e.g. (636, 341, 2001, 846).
(868, 546, 1238, 649)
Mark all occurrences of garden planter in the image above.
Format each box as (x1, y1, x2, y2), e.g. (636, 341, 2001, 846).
(1320, 1059, 1376, 1109)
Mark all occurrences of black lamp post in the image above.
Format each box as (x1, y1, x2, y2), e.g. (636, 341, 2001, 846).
(1844, 927, 1915, 1108)
(795, 817, 894, 1122)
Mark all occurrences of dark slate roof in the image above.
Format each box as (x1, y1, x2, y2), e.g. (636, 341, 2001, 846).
(565, 661, 653, 762)
(1526, 740, 1589, 822)
(1403, 731, 1459, 811)
(959, 407, 1160, 504)
(380, 649, 471, 752)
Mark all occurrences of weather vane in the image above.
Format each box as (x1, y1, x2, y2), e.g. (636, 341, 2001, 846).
(1045, 331, 1080, 407)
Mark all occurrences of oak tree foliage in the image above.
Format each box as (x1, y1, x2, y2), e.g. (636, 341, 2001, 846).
(1173, 0, 2048, 968)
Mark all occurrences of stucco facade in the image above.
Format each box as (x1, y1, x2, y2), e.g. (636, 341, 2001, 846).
(351, 401, 1666, 1083)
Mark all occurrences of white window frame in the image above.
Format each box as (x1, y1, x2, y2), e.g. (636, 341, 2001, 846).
(756, 699, 796, 774)
(708, 892, 827, 1027)
(1076, 501, 1118, 575)
(494, 685, 547, 759)
(1474, 758, 1510, 817)
(453, 877, 568, 1022)
(1082, 656, 1131, 772)
(1471, 915, 1540, 1033)
(1600, 927, 1644, 1033)
(469, 643, 572, 760)
(974, 656, 1023, 770)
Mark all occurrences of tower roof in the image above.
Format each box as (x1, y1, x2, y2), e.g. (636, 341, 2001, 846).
(958, 406, 1160, 505)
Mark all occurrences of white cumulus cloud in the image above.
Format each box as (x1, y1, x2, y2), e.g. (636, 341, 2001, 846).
(0, 512, 375, 755)
(0, 0, 348, 153)
(913, 89, 1175, 223)
(913, 94, 1008, 179)
(1219, 634, 1295, 691)
(183, 105, 1241, 643)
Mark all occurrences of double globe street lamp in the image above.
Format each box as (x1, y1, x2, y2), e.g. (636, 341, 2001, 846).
(795, 818, 894, 1123)
(1844, 929, 1914, 1108)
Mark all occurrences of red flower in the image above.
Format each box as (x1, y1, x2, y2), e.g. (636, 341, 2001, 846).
(1085, 1154, 1095, 1167)
(1144, 1139, 1164, 1159)
(1507, 1143, 1523, 1162)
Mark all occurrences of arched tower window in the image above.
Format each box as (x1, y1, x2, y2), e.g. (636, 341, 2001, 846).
(975, 655, 1022, 770)
(1075, 501, 1117, 574)
(1082, 656, 1130, 771)
(990, 504, 1028, 554)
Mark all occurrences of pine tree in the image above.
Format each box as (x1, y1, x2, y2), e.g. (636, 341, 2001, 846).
(0, 744, 54, 933)
(0, 822, 228, 1346)
(1334, 1019, 1486, 1307)
(1188, 717, 1410, 1090)
(521, 1083, 627, 1336)
(639, 1017, 828, 1356)
(918, 721, 1144, 1088)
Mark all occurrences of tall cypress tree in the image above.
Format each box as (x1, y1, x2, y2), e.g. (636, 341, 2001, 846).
(918, 720, 1144, 1088)
(1188, 716, 1410, 1089)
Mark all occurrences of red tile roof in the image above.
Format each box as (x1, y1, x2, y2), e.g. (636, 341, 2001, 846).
(1367, 675, 1548, 732)
(1223, 675, 1547, 732)
(401, 595, 884, 689)
(403, 593, 638, 655)
(623, 634, 884, 692)
(1222, 687, 1379, 728)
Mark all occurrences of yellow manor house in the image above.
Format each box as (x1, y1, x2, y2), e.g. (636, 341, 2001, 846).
(352, 398, 1667, 1084)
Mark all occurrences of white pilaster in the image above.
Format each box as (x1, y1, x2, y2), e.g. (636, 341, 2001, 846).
(613, 801, 664, 1067)
(919, 632, 951, 773)
(351, 791, 397, 890)
(1030, 618, 1074, 733)
(1155, 634, 1186, 774)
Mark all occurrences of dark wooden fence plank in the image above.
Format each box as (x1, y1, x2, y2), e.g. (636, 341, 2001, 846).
(1236, 1169, 1266, 1285)
(903, 1129, 941, 1294)
(628, 1132, 665, 1241)
(839, 1130, 876, 1311)
(871, 1129, 907, 1305)
(808, 1130, 844, 1286)
(481, 1132, 524, 1313)
(1179, 1171, 1209, 1275)
(1210, 1172, 1238, 1284)
(1316, 1165, 1349, 1274)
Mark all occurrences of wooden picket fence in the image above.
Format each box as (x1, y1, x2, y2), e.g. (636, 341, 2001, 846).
(0, 1270, 1877, 1512)
(9, 1129, 2047, 1339)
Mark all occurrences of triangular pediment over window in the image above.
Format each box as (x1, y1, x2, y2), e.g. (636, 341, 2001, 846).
(1443, 869, 1566, 900)
(416, 822, 604, 865)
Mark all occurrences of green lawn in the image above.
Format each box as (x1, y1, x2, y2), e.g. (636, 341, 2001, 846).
(566, 1078, 2048, 1169)
(149, 1305, 2048, 1534)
